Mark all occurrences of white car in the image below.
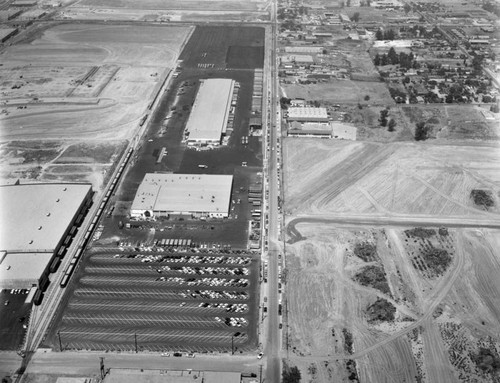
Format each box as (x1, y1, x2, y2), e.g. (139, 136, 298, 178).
(257, 352, 264, 359)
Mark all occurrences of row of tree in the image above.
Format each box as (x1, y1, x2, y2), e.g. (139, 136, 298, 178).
(375, 29, 396, 41)
(373, 48, 417, 69)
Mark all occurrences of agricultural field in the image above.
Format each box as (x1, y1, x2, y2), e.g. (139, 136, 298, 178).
(46, 249, 260, 353)
(283, 139, 500, 218)
(283, 222, 500, 383)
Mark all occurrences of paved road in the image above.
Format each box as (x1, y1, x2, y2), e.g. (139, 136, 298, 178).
(24, 351, 261, 376)
(263, 0, 282, 381)
(286, 214, 500, 243)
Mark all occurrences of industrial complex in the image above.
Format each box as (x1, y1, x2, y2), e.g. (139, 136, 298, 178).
(185, 78, 236, 147)
(0, 183, 93, 294)
(130, 173, 234, 219)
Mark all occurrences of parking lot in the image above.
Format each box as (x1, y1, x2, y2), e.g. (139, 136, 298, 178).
(0, 289, 31, 350)
(46, 248, 260, 353)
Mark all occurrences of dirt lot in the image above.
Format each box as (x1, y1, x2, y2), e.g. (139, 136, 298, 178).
(0, 23, 191, 143)
(283, 223, 500, 383)
(0, 23, 191, 187)
(0, 140, 126, 190)
(283, 139, 500, 217)
(282, 130, 500, 382)
(62, 0, 270, 22)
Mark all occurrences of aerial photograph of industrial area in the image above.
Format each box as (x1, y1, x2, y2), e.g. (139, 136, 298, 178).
(0, 0, 499, 382)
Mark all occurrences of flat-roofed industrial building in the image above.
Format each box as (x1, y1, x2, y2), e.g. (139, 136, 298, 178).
(0, 183, 93, 290)
(130, 173, 233, 219)
(186, 78, 235, 146)
(287, 107, 329, 122)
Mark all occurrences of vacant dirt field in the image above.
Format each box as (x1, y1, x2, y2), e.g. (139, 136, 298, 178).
(0, 140, 126, 189)
(283, 139, 500, 218)
(73, 0, 263, 11)
(63, 0, 270, 22)
(0, 23, 191, 142)
(283, 223, 500, 383)
(282, 80, 394, 106)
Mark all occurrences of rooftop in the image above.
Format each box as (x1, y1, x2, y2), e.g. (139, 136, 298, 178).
(0, 183, 92, 252)
(0, 252, 53, 285)
(131, 174, 233, 215)
(287, 107, 329, 120)
(186, 79, 234, 143)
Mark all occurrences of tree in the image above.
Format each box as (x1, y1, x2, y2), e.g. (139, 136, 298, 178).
(403, 3, 411, 14)
(387, 47, 398, 65)
(414, 121, 430, 141)
(384, 29, 396, 40)
(373, 53, 381, 66)
(375, 29, 384, 40)
(351, 12, 360, 22)
(346, 0, 351, 6)
(364, 95, 370, 101)
(380, 53, 388, 66)
(403, 76, 411, 84)
(379, 109, 389, 127)
(388, 118, 396, 131)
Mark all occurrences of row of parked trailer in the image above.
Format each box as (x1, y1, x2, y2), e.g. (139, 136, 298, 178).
(156, 238, 192, 247)
(59, 147, 134, 290)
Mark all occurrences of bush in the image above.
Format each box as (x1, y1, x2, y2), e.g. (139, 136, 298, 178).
(472, 348, 500, 373)
(470, 189, 494, 208)
(405, 228, 436, 238)
(283, 365, 301, 383)
(354, 265, 390, 295)
(353, 242, 377, 262)
(365, 298, 396, 323)
(421, 247, 451, 274)
(415, 121, 431, 141)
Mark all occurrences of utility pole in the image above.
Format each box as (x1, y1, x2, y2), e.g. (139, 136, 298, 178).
(57, 331, 62, 352)
(134, 332, 138, 353)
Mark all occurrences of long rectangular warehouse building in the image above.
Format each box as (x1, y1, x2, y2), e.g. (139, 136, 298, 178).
(186, 78, 235, 146)
(130, 173, 233, 219)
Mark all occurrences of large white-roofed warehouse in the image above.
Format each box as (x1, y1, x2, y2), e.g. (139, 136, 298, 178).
(287, 107, 329, 122)
(0, 183, 93, 292)
(131, 173, 234, 219)
(185, 78, 235, 146)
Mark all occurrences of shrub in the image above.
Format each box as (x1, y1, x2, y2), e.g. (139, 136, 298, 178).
(353, 242, 377, 262)
(470, 189, 494, 208)
(366, 298, 396, 322)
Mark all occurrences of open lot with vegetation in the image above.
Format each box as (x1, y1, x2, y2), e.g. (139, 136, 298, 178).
(282, 134, 500, 382)
(283, 223, 500, 383)
(282, 80, 393, 105)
